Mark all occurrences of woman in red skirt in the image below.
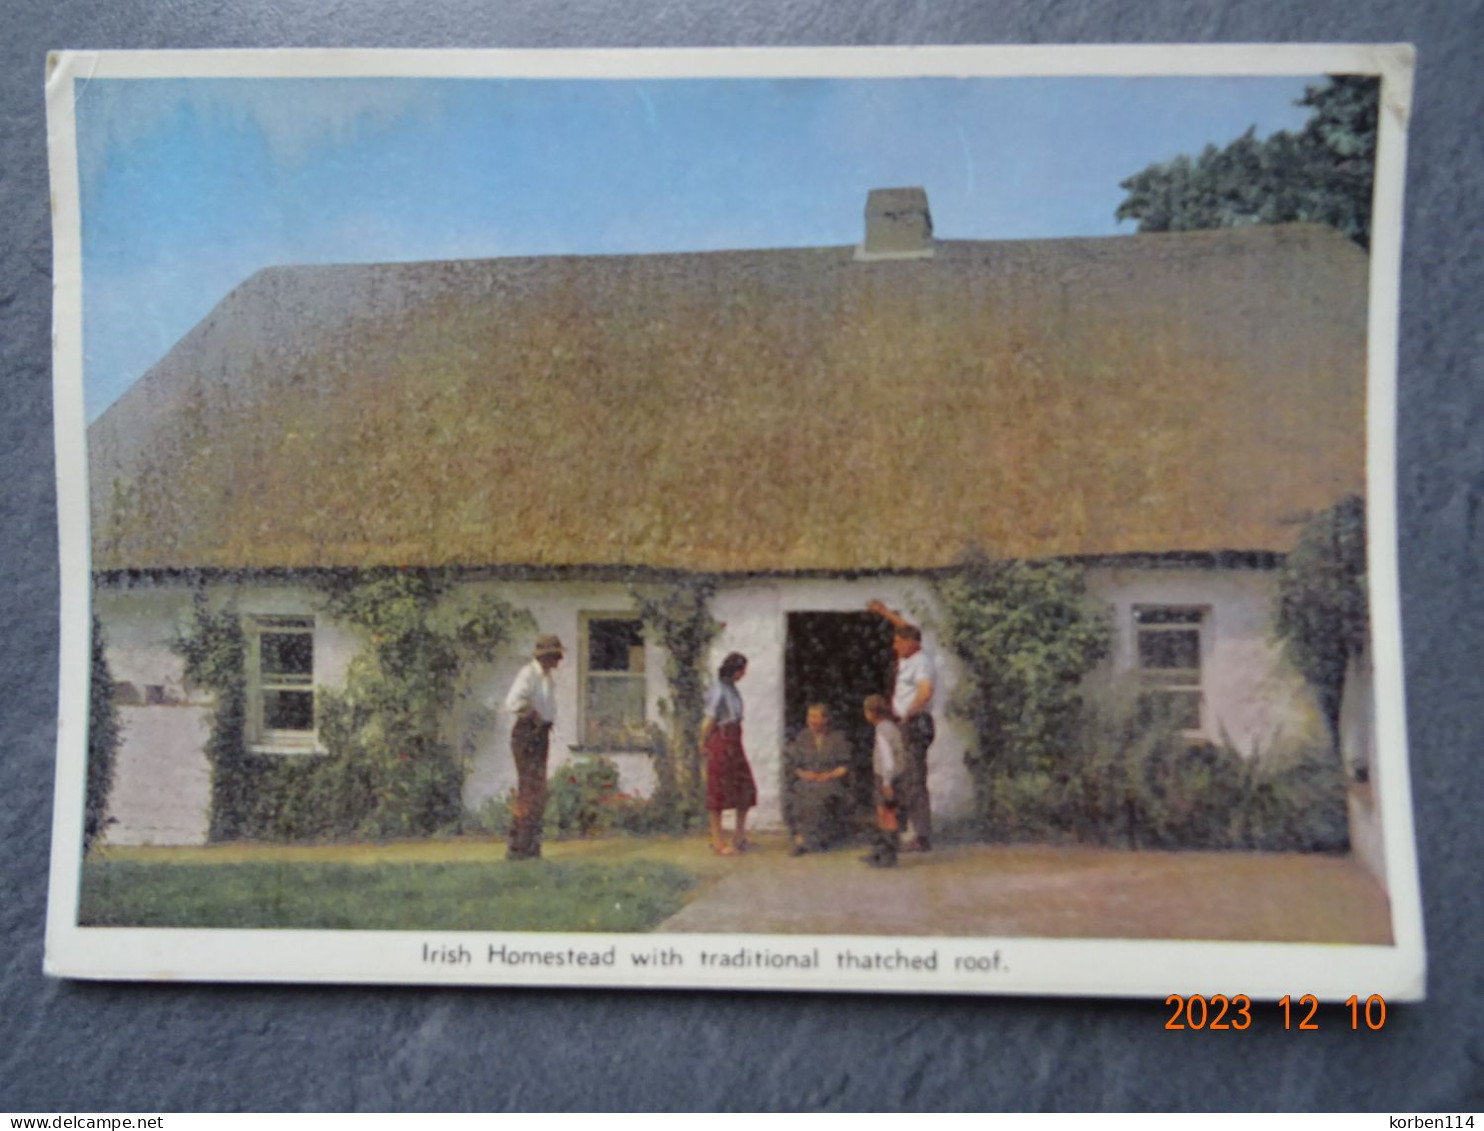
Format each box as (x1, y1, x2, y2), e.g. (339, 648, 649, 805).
(699, 651, 757, 855)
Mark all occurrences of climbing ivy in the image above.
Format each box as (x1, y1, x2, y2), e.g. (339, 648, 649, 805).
(174, 590, 251, 840)
(175, 571, 527, 842)
(1274, 495, 1369, 755)
(84, 613, 123, 854)
(934, 551, 1112, 816)
(628, 576, 722, 831)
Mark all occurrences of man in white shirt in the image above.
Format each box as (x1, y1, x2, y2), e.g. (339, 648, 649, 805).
(502, 634, 563, 860)
(868, 600, 936, 852)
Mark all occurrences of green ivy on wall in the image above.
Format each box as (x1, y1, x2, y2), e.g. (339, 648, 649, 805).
(175, 571, 527, 842)
(85, 613, 123, 854)
(175, 591, 252, 841)
(628, 576, 721, 831)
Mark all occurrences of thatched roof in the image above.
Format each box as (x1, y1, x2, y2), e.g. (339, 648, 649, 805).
(89, 219, 1367, 574)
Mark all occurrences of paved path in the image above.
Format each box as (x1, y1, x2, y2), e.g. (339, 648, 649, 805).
(649, 835, 1393, 943)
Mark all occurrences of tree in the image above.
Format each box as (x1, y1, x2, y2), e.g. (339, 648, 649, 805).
(1274, 495, 1369, 754)
(1117, 75, 1379, 249)
(934, 553, 1112, 808)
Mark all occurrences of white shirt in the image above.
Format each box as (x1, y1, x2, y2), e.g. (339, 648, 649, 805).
(873, 719, 906, 780)
(504, 659, 557, 724)
(892, 647, 936, 720)
(703, 680, 744, 724)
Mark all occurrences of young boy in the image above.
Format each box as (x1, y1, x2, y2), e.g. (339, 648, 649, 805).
(862, 694, 905, 868)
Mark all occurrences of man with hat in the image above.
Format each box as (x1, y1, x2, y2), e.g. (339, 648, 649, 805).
(502, 634, 564, 860)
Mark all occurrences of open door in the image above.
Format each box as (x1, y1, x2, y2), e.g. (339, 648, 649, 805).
(783, 611, 897, 819)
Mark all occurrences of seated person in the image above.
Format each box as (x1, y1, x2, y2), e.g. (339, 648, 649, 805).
(784, 702, 852, 855)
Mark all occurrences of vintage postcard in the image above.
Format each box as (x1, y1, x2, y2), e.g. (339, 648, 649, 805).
(45, 46, 1424, 1000)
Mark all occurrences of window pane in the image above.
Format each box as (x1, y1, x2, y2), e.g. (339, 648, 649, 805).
(1137, 628, 1200, 671)
(588, 619, 644, 672)
(584, 675, 646, 745)
(262, 631, 313, 679)
(1135, 607, 1203, 625)
(264, 689, 314, 732)
(1138, 690, 1202, 732)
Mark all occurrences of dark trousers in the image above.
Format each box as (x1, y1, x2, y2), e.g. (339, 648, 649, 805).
(901, 713, 935, 844)
(509, 715, 552, 859)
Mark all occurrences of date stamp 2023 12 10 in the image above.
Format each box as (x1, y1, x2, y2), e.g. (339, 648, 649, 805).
(1163, 993, 1393, 1030)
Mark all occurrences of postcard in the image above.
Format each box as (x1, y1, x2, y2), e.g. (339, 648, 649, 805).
(44, 45, 1424, 1001)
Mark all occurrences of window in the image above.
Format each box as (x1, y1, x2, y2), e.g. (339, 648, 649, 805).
(1133, 606, 1205, 735)
(249, 616, 316, 749)
(581, 616, 647, 748)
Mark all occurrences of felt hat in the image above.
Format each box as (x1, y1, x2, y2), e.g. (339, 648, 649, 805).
(533, 634, 565, 659)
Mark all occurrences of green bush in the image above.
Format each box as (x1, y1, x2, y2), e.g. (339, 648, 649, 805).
(85, 614, 123, 854)
(544, 755, 622, 839)
(934, 551, 1111, 805)
(1275, 495, 1367, 754)
(176, 570, 527, 842)
(540, 755, 669, 839)
(629, 580, 721, 830)
(972, 676, 1350, 852)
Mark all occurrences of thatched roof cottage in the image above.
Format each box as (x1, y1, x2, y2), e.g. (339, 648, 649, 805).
(90, 188, 1367, 845)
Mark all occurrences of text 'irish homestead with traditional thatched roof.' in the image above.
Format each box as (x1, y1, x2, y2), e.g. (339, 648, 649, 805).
(90, 188, 1368, 850)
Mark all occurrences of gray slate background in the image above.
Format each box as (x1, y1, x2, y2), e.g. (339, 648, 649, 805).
(2, 0, 1481, 1112)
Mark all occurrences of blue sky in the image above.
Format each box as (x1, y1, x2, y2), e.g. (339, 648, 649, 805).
(77, 74, 1319, 419)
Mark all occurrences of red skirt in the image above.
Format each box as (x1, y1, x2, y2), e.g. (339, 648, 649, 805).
(705, 721, 757, 812)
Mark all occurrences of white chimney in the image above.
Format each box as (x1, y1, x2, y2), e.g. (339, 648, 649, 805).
(856, 186, 934, 261)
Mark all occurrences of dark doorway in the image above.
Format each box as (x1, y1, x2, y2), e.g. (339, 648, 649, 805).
(784, 612, 898, 819)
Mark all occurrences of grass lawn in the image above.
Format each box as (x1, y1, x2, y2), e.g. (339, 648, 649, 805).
(79, 856, 697, 932)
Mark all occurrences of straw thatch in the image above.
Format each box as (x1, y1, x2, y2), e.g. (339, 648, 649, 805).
(89, 222, 1366, 574)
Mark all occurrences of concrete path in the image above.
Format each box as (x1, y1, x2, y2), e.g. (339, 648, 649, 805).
(649, 834, 1393, 943)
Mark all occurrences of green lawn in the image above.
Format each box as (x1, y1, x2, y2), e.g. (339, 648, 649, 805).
(79, 857, 697, 932)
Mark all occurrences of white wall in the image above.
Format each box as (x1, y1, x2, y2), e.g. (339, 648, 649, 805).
(1087, 566, 1327, 756)
(1340, 648, 1387, 892)
(94, 565, 1327, 843)
(454, 580, 667, 811)
(93, 580, 362, 845)
(707, 576, 975, 828)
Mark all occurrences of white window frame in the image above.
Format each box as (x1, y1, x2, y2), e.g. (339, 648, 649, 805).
(246, 615, 319, 754)
(577, 612, 649, 751)
(1132, 605, 1207, 739)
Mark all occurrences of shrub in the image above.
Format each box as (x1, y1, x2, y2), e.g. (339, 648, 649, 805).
(628, 580, 721, 830)
(85, 614, 123, 854)
(465, 792, 514, 837)
(973, 675, 1350, 852)
(544, 755, 622, 839)
(934, 551, 1111, 817)
(175, 591, 252, 841)
(1275, 495, 1368, 751)
(176, 571, 527, 842)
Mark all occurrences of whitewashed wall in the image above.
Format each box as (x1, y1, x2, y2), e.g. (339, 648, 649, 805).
(93, 581, 362, 845)
(1087, 566, 1327, 756)
(94, 565, 1327, 843)
(1340, 649, 1387, 892)
(707, 576, 974, 828)
(454, 580, 668, 812)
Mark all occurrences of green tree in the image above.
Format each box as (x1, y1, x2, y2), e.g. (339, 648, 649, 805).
(1117, 75, 1379, 249)
(85, 614, 123, 854)
(934, 553, 1112, 814)
(1274, 495, 1369, 753)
